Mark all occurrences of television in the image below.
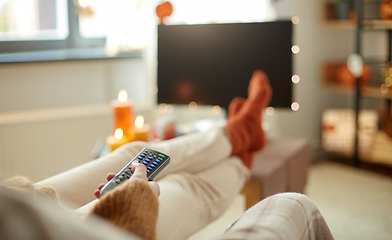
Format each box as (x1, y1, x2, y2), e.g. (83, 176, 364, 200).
(157, 21, 293, 110)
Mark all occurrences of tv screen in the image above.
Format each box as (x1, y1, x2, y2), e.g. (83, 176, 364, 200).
(157, 21, 293, 110)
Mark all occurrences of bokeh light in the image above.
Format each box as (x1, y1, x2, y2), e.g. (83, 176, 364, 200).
(291, 102, 300, 111)
(291, 45, 300, 54)
(291, 16, 299, 25)
(166, 104, 174, 113)
(189, 101, 198, 111)
(212, 105, 221, 115)
(381, 84, 389, 94)
(266, 107, 275, 116)
(114, 128, 123, 140)
(292, 75, 300, 84)
(150, 85, 158, 94)
(386, 77, 392, 87)
(159, 103, 167, 112)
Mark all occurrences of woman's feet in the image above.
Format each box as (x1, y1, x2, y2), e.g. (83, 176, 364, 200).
(224, 70, 272, 169)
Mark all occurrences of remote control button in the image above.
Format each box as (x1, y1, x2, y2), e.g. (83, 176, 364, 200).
(115, 179, 121, 184)
(147, 167, 152, 171)
(142, 161, 148, 165)
(158, 154, 165, 159)
(140, 154, 146, 158)
(119, 176, 124, 180)
(125, 169, 131, 173)
(138, 156, 143, 160)
(150, 164, 156, 168)
(146, 159, 151, 163)
(126, 174, 131, 179)
(156, 159, 161, 163)
(133, 160, 140, 164)
(121, 173, 126, 176)
(148, 156, 153, 160)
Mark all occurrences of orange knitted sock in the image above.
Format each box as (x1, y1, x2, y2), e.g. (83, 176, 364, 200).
(224, 70, 272, 157)
(225, 97, 254, 169)
(236, 150, 255, 169)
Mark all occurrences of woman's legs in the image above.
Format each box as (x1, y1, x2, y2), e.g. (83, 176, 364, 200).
(36, 127, 235, 209)
(156, 156, 248, 240)
(216, 193, 334, 240)
(36, 69, 271, 240)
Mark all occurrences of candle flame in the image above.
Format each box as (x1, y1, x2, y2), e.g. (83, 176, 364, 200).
(114, 128, 123, 140)
(118, 90, 128, 103)
(135, 115, 144, 128)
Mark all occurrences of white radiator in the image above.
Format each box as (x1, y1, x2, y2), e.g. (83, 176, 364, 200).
(0, 105, 113, 182)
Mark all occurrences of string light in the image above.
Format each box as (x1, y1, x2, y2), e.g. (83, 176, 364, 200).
(291, 45, 300, 54)
(291, 16, 299, 25)
(266, 107, 275, 116)
(150, 85, 158, 94)
(212, 105, 221, 114)
(292, 75, 300, 84)
(166, 104, 174, 113)
(189, 101, 198, 111)
(159, 103, 167, 112)
(291, 102, 300, 111)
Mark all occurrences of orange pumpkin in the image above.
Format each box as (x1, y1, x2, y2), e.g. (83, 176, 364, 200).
(380, 0, 392, 20)
(336, 63, 371, 86)
(156, 2, 173, 24)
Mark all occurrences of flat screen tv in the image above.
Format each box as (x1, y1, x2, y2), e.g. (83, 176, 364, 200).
(157, 21, 293, 110)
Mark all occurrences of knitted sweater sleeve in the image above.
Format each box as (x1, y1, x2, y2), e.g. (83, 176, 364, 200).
(90, 178, 159, 240)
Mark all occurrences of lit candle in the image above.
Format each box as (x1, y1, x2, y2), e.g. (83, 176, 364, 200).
(106, 128, 131, 151)
(133, 115, 150, 142)
(112, 90, 134, 139)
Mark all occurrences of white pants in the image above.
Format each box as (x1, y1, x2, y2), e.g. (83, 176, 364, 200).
(37, 127, 250, 240)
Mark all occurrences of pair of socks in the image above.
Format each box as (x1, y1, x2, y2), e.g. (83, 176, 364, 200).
(224, 70, 272, 169)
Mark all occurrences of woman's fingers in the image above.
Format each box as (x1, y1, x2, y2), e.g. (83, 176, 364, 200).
(94, 189, 101, 199)
(131, 162, 160, 197)
(130, 162, 148, 181)
(106, 173, 115, 181)
(98, 184, 105, 190)
(148, 181, 160, 197)
(95, 162, 160, 199)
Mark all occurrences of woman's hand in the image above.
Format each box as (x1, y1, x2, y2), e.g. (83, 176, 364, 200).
(94, 162, 160, 199)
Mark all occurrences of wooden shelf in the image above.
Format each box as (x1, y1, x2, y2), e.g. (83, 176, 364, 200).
(322, 62, 392, 100)
(321, 2, 392, 30)
(322, 19, 392, 30)
(362, 19, 392, 30)
(324, 82, 392, 100)
(322, 20, 355, 29)
(362, 85, 392, 99)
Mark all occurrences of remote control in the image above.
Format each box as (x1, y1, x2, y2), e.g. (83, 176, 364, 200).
(100, 148, 170, 196)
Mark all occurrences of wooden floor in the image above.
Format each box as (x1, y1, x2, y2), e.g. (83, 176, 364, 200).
(306, 160, 392, 240)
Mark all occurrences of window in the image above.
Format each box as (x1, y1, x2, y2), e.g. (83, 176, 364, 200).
(0, 0, 274, 56)
(0, 0, 105, 54)
(0, 0, 68, 41)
